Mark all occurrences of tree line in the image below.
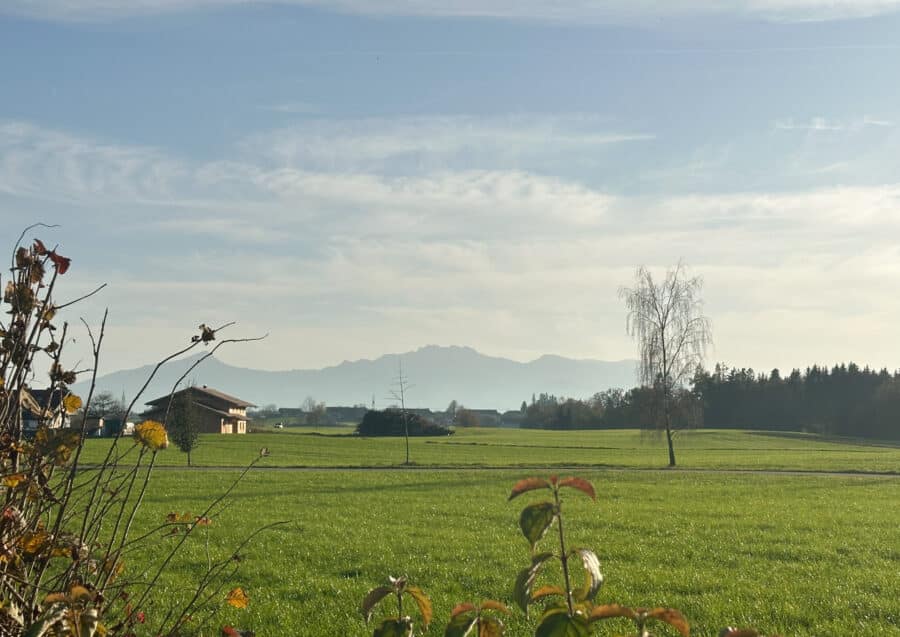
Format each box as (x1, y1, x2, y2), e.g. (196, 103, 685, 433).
(521, 362, 900, 440)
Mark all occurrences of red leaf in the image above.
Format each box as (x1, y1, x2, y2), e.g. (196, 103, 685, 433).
(508, 477, 551, 501)
(648, 608, 690, 637)
(559, 477, 596, 501)
(221, 627, 240, 637)
(33, 239, 48, 255)
(590, 604, 637, 622)
(450, 603, 476, 618)
(48, 251, 71, 274)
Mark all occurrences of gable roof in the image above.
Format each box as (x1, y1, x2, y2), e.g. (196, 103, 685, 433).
(145, 385, 255, 408)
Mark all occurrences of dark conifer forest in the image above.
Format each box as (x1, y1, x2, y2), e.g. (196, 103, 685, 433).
(521, 362, 900, 440)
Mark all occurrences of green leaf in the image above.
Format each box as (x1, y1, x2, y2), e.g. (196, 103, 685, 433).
(361, 586, 393, 622)
(444, 613, 477, 637)
(519, 501, 556, 550)
(513, 552, 555, 614)
(406, 585, 433, 628)
(508, 477, 551, 501)
(570, 548, 603, 602)
(479, 617, 506, 637)
(535, 610, 590, 637)
(558, 477, 596, 501)
(373, 618, 413, 637)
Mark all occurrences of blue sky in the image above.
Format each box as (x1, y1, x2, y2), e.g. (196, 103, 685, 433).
(2, 1, 900, 378)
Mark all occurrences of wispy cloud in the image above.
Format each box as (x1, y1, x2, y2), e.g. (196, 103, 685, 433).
(6, 0, 900, 23)
(257, 102, 320, 115)
(774, 115, 895, 132)
(240, 114, 653, 175)
(5, 119, 900, 373)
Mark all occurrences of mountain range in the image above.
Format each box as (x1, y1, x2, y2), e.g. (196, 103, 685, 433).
(73, 345, 637, 412)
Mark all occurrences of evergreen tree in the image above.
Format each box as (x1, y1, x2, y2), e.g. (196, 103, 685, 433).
(168, 390, 200, 466)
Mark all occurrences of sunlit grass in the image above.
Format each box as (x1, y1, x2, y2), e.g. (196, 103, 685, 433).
(82, 427, 900, 473)
(131, 469, 900, 637)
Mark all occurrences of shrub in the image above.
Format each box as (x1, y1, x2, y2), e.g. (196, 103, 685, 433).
(0, 231, 275, 636)
(356, 409, 453, 437)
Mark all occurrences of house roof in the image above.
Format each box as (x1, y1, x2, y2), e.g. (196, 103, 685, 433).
(145, 385, 256, 408)
(195, 402, 250, 421)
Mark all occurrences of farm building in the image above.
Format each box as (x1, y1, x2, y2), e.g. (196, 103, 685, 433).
(21, 388, 70, 432)
(143, 385, 255, 434)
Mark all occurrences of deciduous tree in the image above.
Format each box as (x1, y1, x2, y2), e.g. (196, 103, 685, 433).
(620, 261, 712, 466)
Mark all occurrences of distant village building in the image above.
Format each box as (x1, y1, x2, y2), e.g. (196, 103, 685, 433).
(466, 409, 502, 427)
(324, 406, 368, 424)
(21, 388, 69, 432)
(144, 386, 255, 434)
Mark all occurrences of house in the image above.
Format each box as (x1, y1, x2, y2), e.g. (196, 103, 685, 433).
(143, 385, 255, 434)
(466, 409, 502, 427)
(21, 388, 69, 432)
(325, 406, 368, 425)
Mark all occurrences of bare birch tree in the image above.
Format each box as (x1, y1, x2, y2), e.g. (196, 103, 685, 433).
(619, 261, 712, 466)
(388, 360, 413, 465)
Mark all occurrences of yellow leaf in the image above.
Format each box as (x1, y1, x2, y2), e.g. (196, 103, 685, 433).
(50, 546, 73, 559)
(63, 394, 82, 414)
(226, 587, 249, 609)
(134, 420, 168, 450)
(19, 530, 50, 555)
(2, 473, 26, 488)
(44, 592, 67, 605)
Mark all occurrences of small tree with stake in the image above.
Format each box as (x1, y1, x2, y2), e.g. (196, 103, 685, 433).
(167, 388, 200, 466)
(619, 261, 712, 467)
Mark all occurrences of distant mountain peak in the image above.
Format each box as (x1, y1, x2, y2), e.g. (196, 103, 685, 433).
(76, 346, 638, 411)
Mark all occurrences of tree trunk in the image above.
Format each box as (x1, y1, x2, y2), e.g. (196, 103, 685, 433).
(663, 383, 676, 466)
(665, 422, 676, 467)
(187, 450, 192, 467)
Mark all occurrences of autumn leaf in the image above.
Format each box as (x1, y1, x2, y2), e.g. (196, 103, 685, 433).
(18, 529, 51, 555)
(3, 473, 27, 488)
(508, 477, 551, 501)
(226, 587, 249, 609)
(134, 420, 168, 450)
(63, 394, 83, 414)
(47, 250, 71, 275)
(558, 477, 596, 501)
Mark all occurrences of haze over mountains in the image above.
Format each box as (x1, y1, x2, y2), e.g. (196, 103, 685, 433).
(74, 346, 637, 412)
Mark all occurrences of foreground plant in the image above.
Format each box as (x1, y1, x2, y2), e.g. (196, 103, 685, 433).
(361, 576, 432, 637)
(444, 600, 509, 637)
(0, 229, 273, 636)
(509, 476, 689, 637)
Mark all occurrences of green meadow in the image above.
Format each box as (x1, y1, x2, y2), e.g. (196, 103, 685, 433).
(132, 469, 898, 637)
(85, 428, 900, 636)
(83, 427, 900, 473)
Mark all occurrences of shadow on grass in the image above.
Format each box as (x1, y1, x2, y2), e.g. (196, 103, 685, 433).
(744, 430, 900, 448)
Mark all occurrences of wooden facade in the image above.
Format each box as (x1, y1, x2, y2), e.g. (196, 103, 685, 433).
(143, 386, 255, 435)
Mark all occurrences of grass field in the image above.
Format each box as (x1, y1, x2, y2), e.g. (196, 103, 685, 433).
(84, 428, 900, 636)
(82, 427, 900, 473)
(130, 468, 899, 637)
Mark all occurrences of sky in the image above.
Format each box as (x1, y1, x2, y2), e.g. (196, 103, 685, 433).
(2, 0, 900, 377)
